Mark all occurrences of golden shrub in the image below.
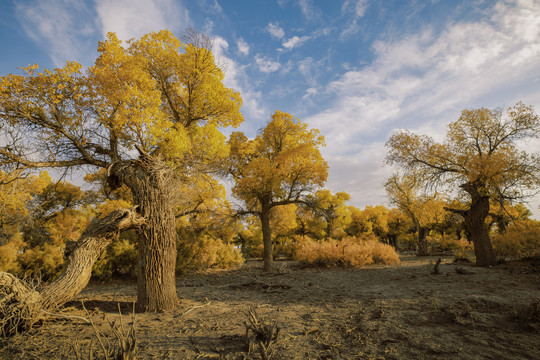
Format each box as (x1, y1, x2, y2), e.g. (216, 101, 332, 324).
(177, 235, 244, 274)
(18, 241, 65, 280)
(295, 235, 400, 267)
(0, 233, 25, 274)
(492, 220, 540, 260)
(92, 235, 138, 281)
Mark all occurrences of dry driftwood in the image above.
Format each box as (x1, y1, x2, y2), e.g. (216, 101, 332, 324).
(0, 207, 145, 337)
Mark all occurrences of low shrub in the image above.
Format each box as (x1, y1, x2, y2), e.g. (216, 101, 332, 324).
(177, 235, 244, 274)
(429, 235, 471, 255)
(294, 235, 400, 267)
(92, 234, 138, 281)
(0, 233, 25, 274)
(492, 220, 540, 260)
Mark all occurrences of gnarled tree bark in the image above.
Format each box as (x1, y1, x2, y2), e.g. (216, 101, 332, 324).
(0, 207, 145, 336)
(111, 150, 179, 312)
(445, 182, 498, 267)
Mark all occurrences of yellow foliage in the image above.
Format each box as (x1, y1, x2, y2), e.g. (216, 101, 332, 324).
(0, 233, 25, 274)
(18, 241, 65, 280)
(177, 235, 244, 274)
(92, 236, 138, 281)
(230, 110, 327, 205)
(295, 236, 400, 268)
(97, 199, 133, 217)
(427, 235, 471, 255)
(492, 220, 540, 260)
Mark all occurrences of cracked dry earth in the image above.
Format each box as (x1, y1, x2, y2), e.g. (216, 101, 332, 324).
(1, 255, 539, 359)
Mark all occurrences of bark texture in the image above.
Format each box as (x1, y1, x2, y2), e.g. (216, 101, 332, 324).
(461, 183, 497, 266)
(260, 198, 273, 273)
(416, 225, 429, 256)
(40, 208, 146, 309)
(0, 207, 145, 336)
(113, 154, 179, 312)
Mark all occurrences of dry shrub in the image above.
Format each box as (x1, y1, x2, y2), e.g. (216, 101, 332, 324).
(244, 308, 280, 360)
(177, 235, 244, 274)
(492, 220, 540, 260)
(295, 235, 400, 267)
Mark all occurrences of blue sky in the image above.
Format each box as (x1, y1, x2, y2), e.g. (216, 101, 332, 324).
(1, 0, 540, 216)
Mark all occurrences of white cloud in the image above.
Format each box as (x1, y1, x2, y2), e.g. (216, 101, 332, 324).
(212, 37, 267, 124)
(267, 22, 285, 39)
(95, 0, 190, 42)
(323, 142, 391, 210)
(298, 0, 321, 20)
(254, 54, 282, 73)
(15, 0, 97, 66)
(236, 38, 250, 56)
(306, 0, 540, 212)
(282, 35, 311, 49)
(340, 0, 369, 39)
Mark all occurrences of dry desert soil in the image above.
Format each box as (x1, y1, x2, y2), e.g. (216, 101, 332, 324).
(1, 255, 539, 360)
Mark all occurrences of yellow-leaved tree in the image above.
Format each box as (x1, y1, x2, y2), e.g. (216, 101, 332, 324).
(385, 173, 446, 256)
(386, 103, 540, 266)
(0, 29, 242, 311)
(228, 110, 328, 272)
(304, 189, 351, 239)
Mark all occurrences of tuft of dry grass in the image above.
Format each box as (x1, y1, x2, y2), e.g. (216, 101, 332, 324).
(294, 236, 400, 268)
(72, 302, 137, 360)
(244, 308, 280, 360)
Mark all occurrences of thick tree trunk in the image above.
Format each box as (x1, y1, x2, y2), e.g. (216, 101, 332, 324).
(326, 218, 334, 240)
(114, 155, 179, 312)
(461, 183, 497, 266)
(387, 234, 398, 250)
(40, 208, 145, 309)
(260, 200, 273, 272)
(417, 225, 429, 256)
(0, 208, 145, 336)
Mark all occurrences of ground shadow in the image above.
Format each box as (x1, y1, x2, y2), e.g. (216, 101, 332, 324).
(64, 299, 136, 314)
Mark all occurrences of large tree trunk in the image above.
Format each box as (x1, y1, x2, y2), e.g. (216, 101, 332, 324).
(417, 225, 429, 256)
(114, 154, 179, 312)
(461, 183, 497, 266)
(326, 218, 334, 240)
(0, 208, 144, 336)
(260, 199, 273, 272)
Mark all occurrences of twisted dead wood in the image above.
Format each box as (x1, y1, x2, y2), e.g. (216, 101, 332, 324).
(0, 207, 145, 336)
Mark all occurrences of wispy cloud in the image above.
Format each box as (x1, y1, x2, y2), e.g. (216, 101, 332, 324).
(298, 0, 321, 20)
(307, 0, 540, 208)
(267, 22, 285, 39)
(236, 38, 250, 56)
(15, 0, 97, 67)
(340, 0, 369, 39)
(213, 37, 267, 125)
(282, 35, 311, 49)
(96, 0, 190, 42)
(254, 54, 282, 73)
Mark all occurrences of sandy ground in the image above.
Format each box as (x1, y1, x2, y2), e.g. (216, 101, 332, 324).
(1, 255, 539, 359)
